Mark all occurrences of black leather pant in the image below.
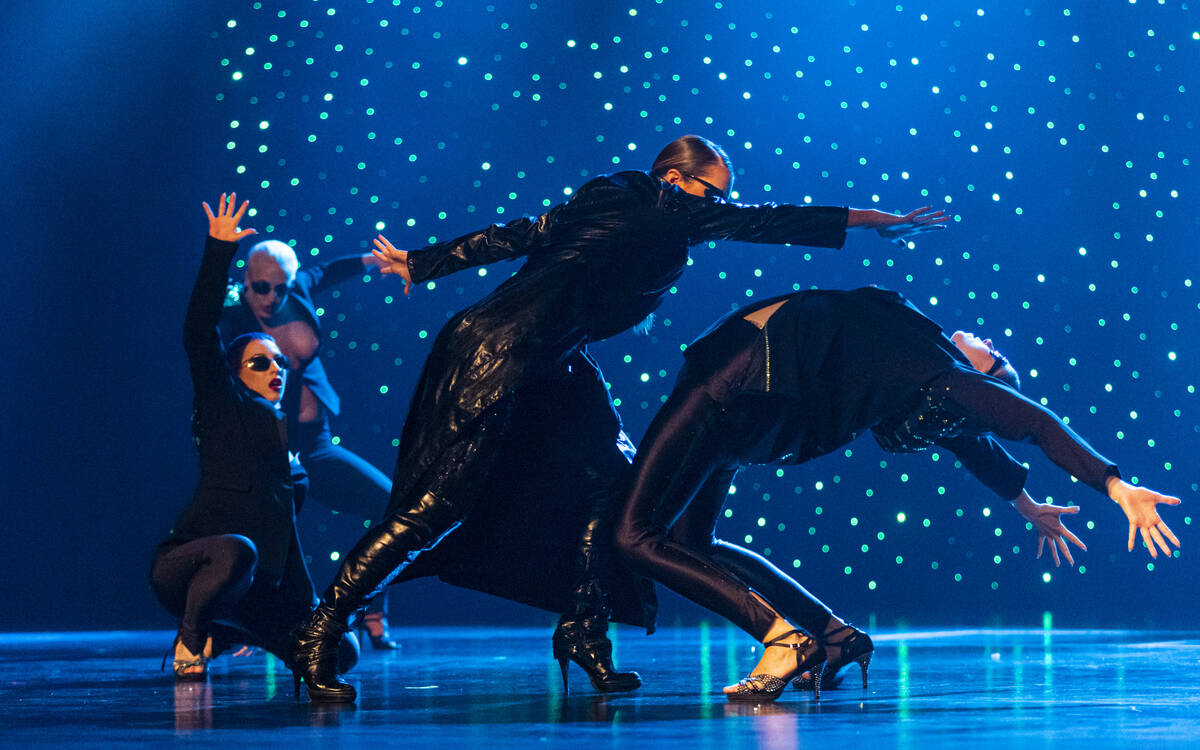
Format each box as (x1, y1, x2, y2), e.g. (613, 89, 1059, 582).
(616, 317, 833, 641)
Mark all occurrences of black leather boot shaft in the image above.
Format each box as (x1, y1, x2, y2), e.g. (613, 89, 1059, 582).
(290, 491, 464, 702)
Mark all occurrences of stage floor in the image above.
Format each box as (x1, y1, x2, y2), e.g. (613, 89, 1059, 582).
(2, 625, 1197, 748)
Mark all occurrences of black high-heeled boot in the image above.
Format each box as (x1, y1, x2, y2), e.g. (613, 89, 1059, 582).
(289, 491, 462, 702)
(552, 528, 641, 695)
(552, 595, 642, 695)
(289, 608, 355, 702)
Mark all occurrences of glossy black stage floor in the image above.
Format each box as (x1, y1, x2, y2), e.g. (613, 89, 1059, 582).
(4, 625, 1197, 748)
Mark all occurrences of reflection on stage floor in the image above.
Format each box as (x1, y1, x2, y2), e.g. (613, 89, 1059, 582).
(3, 625, 1197, 748)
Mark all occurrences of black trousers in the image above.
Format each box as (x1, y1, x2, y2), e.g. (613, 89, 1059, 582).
(290, 417, 392, 520)
(151, 533, 316, 657)
(616, 316, 833, 641)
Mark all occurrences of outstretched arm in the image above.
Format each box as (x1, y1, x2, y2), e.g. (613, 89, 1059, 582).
(296, 253, 386, 297)
(940, 368, 1181, 559)
(683, 194, 946, 251)
(938, 433, 1086, 566)
(372, 208, 562, 295)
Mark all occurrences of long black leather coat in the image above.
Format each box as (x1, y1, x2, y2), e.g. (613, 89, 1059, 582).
(391, 170, 849, 510)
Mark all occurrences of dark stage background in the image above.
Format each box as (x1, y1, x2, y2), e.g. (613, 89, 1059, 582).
(3, 1, 1196, 632)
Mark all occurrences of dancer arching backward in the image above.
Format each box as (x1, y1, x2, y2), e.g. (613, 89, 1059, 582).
(220, 237, 400, 649)
(614, 285, 1180, 703)
(151, 195, 357, 680)
(286, 134, 947, 703)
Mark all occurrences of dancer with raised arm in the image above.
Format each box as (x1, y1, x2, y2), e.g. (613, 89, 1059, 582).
(151, 195, 357, 680)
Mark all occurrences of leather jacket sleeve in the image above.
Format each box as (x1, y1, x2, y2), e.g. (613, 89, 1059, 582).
(935, 368, 1120, 494)
(406, 207, 562, 284)
(184, 235, 241, 400)
(677, 196, 849, 249)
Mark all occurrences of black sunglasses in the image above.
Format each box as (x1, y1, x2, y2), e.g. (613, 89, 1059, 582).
(242, 354, 290, 372)
(683, 172, 729, 200)
(250, 280, 291, 297)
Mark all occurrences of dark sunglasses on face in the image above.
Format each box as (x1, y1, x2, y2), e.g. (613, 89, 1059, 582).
(250, 280, 291, 297)
(242, 354, 290, 372)
(683, 172, 729, 200)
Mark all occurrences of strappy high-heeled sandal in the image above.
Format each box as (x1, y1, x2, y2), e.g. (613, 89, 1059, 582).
(726, 629, 826, 703)
(163, 635, 210, 682)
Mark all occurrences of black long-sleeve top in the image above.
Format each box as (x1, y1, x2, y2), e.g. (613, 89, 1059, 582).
(159, 236, 307, 583)
(698, 287, 1118, 500)
(387, 169, 850, 510)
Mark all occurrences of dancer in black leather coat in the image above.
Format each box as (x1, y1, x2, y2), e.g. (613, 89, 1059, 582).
(288, 135, 948, 702)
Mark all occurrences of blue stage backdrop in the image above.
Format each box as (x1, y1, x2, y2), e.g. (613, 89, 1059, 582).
(2, 1, 1196, 631)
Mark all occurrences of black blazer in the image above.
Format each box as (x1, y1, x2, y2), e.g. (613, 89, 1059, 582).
(158, 236, 306, 583)
(220, 254, 366, 422)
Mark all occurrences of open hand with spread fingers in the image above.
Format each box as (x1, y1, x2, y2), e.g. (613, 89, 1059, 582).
(203, 193, 257, 242)
(370, 233, 413, 294)
(876, 206, 949, 247)
(1107, 478, 1181, 559)
(1013, 491, 1087, 567)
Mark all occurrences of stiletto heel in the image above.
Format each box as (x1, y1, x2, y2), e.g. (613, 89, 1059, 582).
(726, 629, 826, 703)
(793, 623, 874, 692)
(556, 655, 571, 695)
(854, 651, 871, 688)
